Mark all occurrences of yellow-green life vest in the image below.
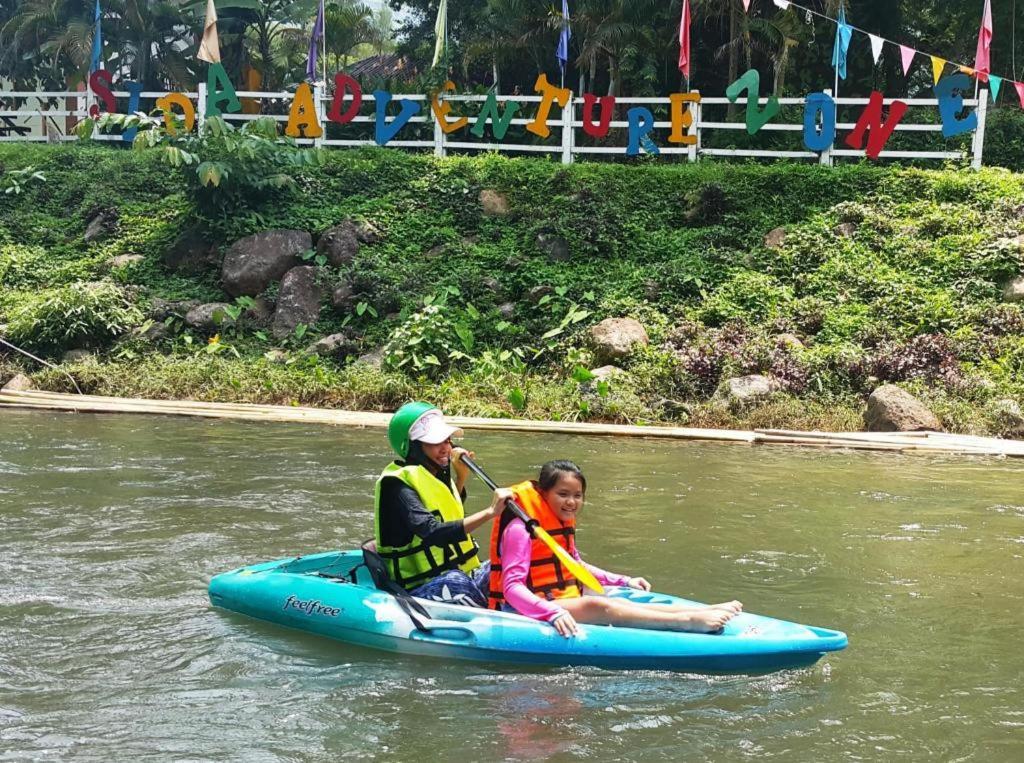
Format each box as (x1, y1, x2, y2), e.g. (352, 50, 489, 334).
(374, 462, 481, 590)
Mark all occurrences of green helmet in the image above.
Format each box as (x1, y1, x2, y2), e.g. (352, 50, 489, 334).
(388, 401, 438, 458)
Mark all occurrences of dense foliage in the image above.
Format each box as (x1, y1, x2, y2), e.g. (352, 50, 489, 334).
(1, 143, 1023, 434)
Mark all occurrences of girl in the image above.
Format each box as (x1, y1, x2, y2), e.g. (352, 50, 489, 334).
(487, 460, 742, 637)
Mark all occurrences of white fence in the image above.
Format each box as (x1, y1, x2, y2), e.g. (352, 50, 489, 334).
(0, 84, 989, 168)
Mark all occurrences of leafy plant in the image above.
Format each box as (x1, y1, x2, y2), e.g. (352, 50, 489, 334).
(1, 166, 46, 195)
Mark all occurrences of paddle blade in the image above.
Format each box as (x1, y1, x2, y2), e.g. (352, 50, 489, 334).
(533, 526, 605, 594)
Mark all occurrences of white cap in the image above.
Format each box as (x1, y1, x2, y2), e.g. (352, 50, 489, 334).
(409, 409, 463, 444)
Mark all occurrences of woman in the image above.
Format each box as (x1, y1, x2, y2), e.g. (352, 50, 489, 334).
(375, 401, 510, 607)
(488, 460, 743, 637)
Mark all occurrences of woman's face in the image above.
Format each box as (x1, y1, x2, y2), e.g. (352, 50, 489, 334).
(420, 438, 453, 468)
(542, 473, 585, 523)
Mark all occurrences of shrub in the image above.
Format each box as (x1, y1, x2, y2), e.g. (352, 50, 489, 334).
(2, 281, 143, 354)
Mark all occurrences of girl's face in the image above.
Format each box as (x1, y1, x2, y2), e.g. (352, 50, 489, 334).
(542, 473, 585, 523)
(420, 439, 453, 468)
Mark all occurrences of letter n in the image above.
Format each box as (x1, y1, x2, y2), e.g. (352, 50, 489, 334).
(844, 91, 908, 161)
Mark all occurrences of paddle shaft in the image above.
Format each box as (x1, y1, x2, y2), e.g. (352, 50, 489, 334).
(458, 454, 605, 594)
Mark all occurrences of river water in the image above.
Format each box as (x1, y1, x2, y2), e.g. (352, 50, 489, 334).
(1, 410, 1022, 761)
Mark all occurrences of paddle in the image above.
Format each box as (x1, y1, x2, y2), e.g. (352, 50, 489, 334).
(458, 453, 605, 594)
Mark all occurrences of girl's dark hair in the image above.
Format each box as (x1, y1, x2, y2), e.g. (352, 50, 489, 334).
(537, 460, 586, 494)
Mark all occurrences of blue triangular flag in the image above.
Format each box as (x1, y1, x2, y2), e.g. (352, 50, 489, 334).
(831, 4, 853, 81)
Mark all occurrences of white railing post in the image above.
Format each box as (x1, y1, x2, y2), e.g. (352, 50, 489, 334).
(820, 90, 834, 167)
(313, 81, 325, 148)
(972, 91, 988, 170)
(561, 96, 574, 164)
(688, 90, 700, 162)
(197, 82, 207, 132)
(433, 104, 444, 158)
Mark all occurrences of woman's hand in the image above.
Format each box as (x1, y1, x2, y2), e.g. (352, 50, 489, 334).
(489, 487, 514, 516)
(551, 610, 579, 638)
(627, 577, 652, 591)
(451, 447, 474, 483)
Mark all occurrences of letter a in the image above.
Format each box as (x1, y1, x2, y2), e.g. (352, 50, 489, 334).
(844, 90, 908, 160)
(206, 62, 241, 117)
(286, 82, 323, 139)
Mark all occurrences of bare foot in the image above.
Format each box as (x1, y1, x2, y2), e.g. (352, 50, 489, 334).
(705, 601, 743, 615)
(684, 608, 735, 633)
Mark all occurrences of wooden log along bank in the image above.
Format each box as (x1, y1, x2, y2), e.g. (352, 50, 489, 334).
(2, 389, 1023, 458)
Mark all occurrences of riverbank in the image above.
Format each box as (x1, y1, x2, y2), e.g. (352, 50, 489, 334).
(2, 144, 1024, 436)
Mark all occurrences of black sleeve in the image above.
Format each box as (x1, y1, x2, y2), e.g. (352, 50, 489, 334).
(378, 478, 468, 549)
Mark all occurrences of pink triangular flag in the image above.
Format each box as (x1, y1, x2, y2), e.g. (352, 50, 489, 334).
(869, 35, 884, 64)
(742, 0, 751, 11)
(900, 45, 916, 76)
(1015, 81, 1024, 109)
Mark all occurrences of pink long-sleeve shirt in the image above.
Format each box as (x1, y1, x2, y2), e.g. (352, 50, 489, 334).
(500, 517, 632, 622)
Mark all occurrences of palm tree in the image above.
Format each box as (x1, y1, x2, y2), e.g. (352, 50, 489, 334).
(574, 0, 661, 97)
(324, 0, 373, 71)
(0, 0, 94, 87)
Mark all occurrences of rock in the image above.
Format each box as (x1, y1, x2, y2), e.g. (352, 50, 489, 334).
(163, 228, 219, 275)
(656, 398, 691, 421)
(272, 266, 322, 340)
(184, 302, 234, 332)
(331, 282, 356, 312)
(479, 189, 510, 216)
(765, 227, 787, 250)
(480, 276, 501, 295)
(62, 349, 93, 363)
(527, 285, 554, 304)
(716, 375, 775, 411)
(864, 385, 942, 432)
(2, 373, 33, 392)
(497, 302, 516, 320)
(588, 318, 649, 363)
(643, 279, 661, 302)
(139, 322, 170, 343)
(1002, 276, 1024, 303)
(775, 333, 805, 350)
(316, 221, 360, 267)
(107, 254, 144, 270)
(355, 347, 385, 369)
(590, 365, 626, 382)
(305, 332, 355, 358)
(148, 299, 199, 322)
(835, 222, 858, 238)
(536, 233, 570, 262)
(424, 244, 446, 258)
(264, 349, 290, 364)
(991, 398, 1024, 438)
(221, 229, 312, 297)
(354, 220, 382, 244)
(242, 297, 275, 328)
(84, 209, 117, 243)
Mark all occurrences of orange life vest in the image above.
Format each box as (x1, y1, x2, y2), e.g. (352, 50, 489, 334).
(487, 480, 582, 610)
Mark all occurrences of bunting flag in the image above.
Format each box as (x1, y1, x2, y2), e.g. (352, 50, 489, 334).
(306, 0, 325, 82)
(742, 0, 751, 11)
(556, 0, 571, 77)
(197, 0, 220, 63)
(869, 34, 884, 64)
(1015, 81, 1024, 108)
(989, 74, 1002, 102)
(831, 4, 853, 80)
(975, 0, 993, 83)
(773, 0, 790, 7)
(678, 0, 691, 79)
(899, 45, 916, 75)
(89, 0, 102, 73)
(931, 56, 947, 85)
(432, 0, 447, 68)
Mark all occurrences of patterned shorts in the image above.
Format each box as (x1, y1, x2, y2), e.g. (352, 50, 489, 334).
(409, 561, 491, 608)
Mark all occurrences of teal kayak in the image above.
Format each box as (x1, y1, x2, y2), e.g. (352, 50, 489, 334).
(208, 550, 847, 675)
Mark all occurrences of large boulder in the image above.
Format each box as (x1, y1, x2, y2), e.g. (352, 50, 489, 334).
(84, 208, 118, 243)
(716, 375, 775, 411)
(221, 230, 311, 297)
(764, 227, 787, 250)
(317, 221, 360, 267)
(272, 266, 322, 339)
(305, 332, 356, 359)
(588, 318, 649, 363)
(163, 228, 219, 275)
(184, 302, 234, 333)
(1002, 276, 1024, 303)
(991, 398, 1024, 438)
(864, 385, 942, 432)
(331, 282, 356, 313)
(536, 233, 570, 262)
(148, 298, 200, 322)
(354, 220, 383, 244)
(2, 373, 33, 392)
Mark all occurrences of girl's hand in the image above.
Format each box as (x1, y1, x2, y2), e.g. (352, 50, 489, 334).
(627, 577, 652, 591)
(452, 447, 474, 482)
(551, 610, 579, 638)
